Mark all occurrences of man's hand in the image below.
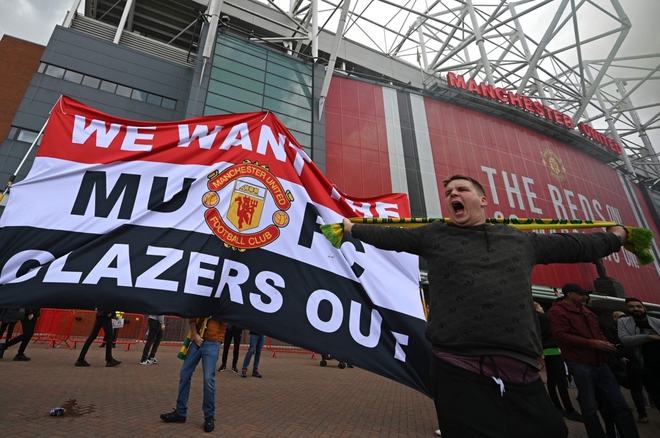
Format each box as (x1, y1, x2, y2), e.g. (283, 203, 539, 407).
(606, 225, 627, 245)
(620, 357, 629, 364)
(192, 332, 204, 347)
(343, 218, 353, 234)
(648, 334, 660, 342)
(593, 340, 617, 352)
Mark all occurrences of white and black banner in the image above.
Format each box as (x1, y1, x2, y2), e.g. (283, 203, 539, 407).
(0, 97, 431, 395)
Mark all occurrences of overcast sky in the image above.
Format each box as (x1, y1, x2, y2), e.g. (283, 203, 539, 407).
(0, 0, 657, 148)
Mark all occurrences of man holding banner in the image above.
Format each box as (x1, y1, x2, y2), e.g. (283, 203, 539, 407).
(343, 174, 628, 438)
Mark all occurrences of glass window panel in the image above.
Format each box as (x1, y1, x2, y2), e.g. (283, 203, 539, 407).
(99, 80, 117, 93)
(212, 58, 265, 82)
(215, 47, 267, 71)
(216, 35, 267, 59)
(204, 106, 230, 116)
(44, 65, 65, 79)
(37, 63, 47, 74)
(263, 97, 311, 122)
(210, 72, 264, 96)
(273, 112, 311, 135)
(161, 98, 176, 109)
(288, 130, 311, 148)
(265, 84, 312, 110)
(146, 94, 162, 106)
(63, 70, 84, 84)
(205, 93, 260, 114)
(81, 76, 101, 88)
(115, 85, 132, 97)
(17, 130, 38, 144)
(7, 127, 18, 140)
(265, 73, 312, 99)
(267, 62, 312, 86)
(131, 89, 147, 101)
(217, 84, 263, 107)
(268, 52, 313, 76)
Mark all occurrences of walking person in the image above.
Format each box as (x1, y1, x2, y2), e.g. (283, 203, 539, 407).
(0, 307, 20, 355)
(241, 331, 265, 378)
(75, 309, 121, 367)
(219, 323, 243, 373)
(141, 315, 165, 365)
(0, 308, 40, 361)
(342, 174, 628, 438)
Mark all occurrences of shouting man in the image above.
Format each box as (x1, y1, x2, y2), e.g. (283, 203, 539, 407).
(342, 174, 628, 438)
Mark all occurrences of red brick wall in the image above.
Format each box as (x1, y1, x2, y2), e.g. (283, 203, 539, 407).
(0, 36, 45, 140)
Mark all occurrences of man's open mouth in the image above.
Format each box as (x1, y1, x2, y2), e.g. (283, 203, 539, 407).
(452, 201, 465, 214)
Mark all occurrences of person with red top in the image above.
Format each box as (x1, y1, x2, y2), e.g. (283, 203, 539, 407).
(547, 283, 639, 438)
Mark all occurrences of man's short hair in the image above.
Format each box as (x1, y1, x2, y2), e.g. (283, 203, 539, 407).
(442, 175, 486, 197)
(625, 297, 644, 306)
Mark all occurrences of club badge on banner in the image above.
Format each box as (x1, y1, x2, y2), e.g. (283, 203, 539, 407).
(0, 96, 432, 395)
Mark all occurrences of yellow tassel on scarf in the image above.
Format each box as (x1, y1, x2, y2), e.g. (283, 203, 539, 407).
(177, 317, 210, 360)
(320, 218, 655, 266)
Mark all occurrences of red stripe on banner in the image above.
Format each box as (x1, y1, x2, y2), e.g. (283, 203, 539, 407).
(35, 97, 410, 221)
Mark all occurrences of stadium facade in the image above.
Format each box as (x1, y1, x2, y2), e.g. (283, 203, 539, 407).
(1, 0, 658, 305)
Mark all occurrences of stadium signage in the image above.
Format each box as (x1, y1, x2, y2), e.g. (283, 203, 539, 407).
(447, 73, 622, 156)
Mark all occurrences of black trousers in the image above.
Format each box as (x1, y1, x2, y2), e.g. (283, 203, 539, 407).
(4, 316, 37, 354)
(221, 326, 242, 368)
(431, 355, 568, 438)
(545, 354, 577, 413)
(642, 360, 660, 410)
(78, 316, 114, 362)
(0, 322, 16, 344)
(626, 361, 647, 417)
(141, 318, 163, 361)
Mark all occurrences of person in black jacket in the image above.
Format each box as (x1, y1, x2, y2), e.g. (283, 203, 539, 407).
(535, 302, 583, 422)
(0, 308, 39, 360)
(75, 310, 121, 367)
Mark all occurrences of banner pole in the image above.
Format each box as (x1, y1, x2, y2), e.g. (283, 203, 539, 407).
(0, 97, 61, 204)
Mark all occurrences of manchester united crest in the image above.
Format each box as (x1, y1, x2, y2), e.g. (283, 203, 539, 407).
(203, 160, 294, 251)
(541, 148, 567, 182)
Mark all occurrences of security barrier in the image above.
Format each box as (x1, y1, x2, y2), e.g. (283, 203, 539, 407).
(157, 316, 191, 346)
(265, 336, 317, 359)
(34, 309, 76, 348)
(2, 311, 316, 358)
(69, 310, 146, 351)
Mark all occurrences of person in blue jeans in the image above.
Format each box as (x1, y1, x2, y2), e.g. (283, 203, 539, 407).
(241, 331, 266, 378)
(160, 318, 226, 433)
(548, 283, 639, 438)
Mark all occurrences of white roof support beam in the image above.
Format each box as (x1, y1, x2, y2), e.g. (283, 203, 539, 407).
(571, 0, 631, 123)
(113, 0, 135, 44)
(63, 0, 83, 27)
(318, 0, 351, 120)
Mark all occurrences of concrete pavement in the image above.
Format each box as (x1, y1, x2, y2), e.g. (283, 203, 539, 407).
(1, 342, 659, 437)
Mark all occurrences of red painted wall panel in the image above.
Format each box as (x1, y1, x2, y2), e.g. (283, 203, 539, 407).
(326, 79, 392, 197)
(325, 76, 660, 303)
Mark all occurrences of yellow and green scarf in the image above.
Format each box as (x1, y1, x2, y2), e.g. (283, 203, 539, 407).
(320, 218, 655, 266)
(177, 317, 210, 360)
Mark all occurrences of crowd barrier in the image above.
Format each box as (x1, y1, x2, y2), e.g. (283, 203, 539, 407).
(1, 310, 317, 358)
(69, 310, 146, 351)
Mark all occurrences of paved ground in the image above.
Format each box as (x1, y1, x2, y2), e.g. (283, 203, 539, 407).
(1, 342, 659, 437)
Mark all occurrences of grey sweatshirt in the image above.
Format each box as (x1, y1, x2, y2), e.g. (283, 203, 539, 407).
(352, 222, 621, 368)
